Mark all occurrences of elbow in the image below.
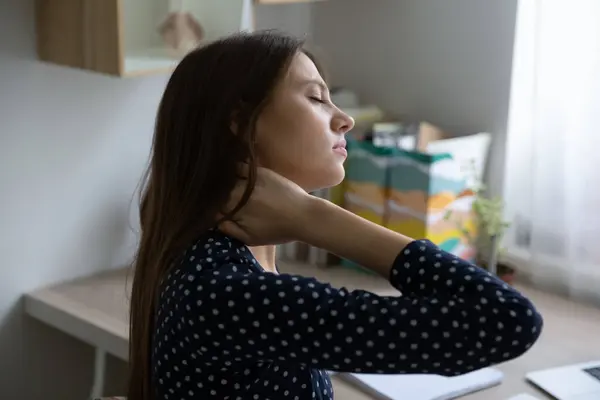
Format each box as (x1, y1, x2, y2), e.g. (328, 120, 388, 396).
(442, 307, 543, 378)
(517, 306, 544, 355)
(527, 304, 544, 341)
(459, 300, 544, 374)
(498, 302, 545, 362)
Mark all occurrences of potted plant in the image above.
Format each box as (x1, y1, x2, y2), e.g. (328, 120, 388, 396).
(444, 161, 515, 282)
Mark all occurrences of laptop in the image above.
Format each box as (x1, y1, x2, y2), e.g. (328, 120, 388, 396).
(526, 361, 600, 399)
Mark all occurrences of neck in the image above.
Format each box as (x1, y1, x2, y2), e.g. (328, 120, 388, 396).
(249, 245, 278, 273)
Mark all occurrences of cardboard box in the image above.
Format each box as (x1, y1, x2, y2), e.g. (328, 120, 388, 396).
(342, 139, 396, 226)
(386, 150, 478, 260)
(339, 126, 491, 267)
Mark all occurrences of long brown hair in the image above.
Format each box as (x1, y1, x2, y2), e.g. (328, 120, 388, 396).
(128, 31, 310, 400)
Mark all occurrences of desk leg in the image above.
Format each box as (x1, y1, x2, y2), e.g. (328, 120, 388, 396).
(89, 347, 106, 399)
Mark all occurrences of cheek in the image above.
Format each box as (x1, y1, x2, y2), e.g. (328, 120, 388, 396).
(257, 134, 344, 191)
(256, 128, 314, 173)
(255, 104, 319, 167)
(254, 104, 344, 189)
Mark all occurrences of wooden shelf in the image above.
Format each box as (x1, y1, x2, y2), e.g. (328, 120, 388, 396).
(256, 0, 325, 3)
(35, 0, 326, 77)
(123, 48, 180, 77)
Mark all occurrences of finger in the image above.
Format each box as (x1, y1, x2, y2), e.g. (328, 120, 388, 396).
(223, 180, 251, 214)
(236, 162, 250, 180)
(218, 219, 247, 242)
(215, 211, 227, 224)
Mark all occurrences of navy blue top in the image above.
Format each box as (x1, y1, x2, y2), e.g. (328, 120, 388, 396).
(152, 229, 543, 400)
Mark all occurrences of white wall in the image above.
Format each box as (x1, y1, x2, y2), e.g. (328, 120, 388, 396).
(310, 0, 519, 194)
(0, 1, 311, 399)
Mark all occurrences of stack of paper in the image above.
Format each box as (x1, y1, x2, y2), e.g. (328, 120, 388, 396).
(334, 368, 503, 400)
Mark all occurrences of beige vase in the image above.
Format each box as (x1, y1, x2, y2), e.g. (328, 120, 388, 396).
(158, 0, 204, 58)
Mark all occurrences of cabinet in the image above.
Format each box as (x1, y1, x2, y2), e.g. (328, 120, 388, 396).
(35, 0, 325, 77)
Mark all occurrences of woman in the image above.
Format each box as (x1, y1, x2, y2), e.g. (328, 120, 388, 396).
(128, 30, 543, 400)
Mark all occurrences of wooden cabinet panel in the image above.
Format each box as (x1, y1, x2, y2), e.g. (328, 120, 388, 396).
(36, 0, 122, 75)
(35, 0, 326, 77)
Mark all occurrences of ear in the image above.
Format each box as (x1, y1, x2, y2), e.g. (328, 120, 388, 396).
(228, 105, 240, 135)
(229, 103, 248, 136)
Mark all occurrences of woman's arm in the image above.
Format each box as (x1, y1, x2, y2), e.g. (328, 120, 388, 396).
(297, 197, 431, 276)
(185, 235, 543, 377)
(214, 171, 543, 375)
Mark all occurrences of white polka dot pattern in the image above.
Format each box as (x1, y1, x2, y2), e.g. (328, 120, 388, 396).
(152, 230, 543, 399)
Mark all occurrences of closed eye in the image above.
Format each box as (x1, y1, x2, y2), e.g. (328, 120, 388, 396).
(309, 96, 326, 104)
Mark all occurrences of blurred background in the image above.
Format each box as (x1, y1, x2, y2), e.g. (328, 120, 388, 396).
(1, 1, 599, 399)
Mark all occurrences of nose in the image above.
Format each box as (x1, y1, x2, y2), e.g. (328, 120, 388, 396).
(331, 109, 355, 135)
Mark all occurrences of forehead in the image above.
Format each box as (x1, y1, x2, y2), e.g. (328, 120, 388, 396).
(284, 52, 325, 86)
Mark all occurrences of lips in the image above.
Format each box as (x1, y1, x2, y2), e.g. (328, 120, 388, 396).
(333, 139, 347, 150)
(333, 139, 348, 157)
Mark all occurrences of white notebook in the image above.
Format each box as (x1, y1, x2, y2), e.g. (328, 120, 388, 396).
(334, 368, 504, 400)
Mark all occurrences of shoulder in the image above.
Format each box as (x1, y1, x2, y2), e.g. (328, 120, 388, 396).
(186, 229, 258, 270)
(160, 229, 260, 295)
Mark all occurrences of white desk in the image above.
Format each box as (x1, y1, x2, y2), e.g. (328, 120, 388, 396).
(24, 263, 600, 399)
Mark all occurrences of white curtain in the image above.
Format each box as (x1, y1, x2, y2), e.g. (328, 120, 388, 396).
(503, 0, 600, 302)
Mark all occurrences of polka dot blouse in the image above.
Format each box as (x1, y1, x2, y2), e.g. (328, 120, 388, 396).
(152, 230, 543, 399)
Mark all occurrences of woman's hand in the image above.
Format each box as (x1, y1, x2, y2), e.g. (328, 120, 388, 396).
(220, 165, 413, 276)
(219, 166, 315, 245)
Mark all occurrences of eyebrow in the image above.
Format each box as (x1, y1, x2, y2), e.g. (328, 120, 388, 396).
(300, 79, 328, 91)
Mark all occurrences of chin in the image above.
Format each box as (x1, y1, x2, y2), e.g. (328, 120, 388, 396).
(304, 167, 345, 193)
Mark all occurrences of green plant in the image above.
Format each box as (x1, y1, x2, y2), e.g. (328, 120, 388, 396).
(444, 160, 511, 274)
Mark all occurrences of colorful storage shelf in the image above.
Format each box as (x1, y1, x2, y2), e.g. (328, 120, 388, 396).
(340, 138, 478, 273)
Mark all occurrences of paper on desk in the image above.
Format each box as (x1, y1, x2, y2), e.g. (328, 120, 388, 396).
(334, 367, 503, 400)
(506, 394, 541, 400)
